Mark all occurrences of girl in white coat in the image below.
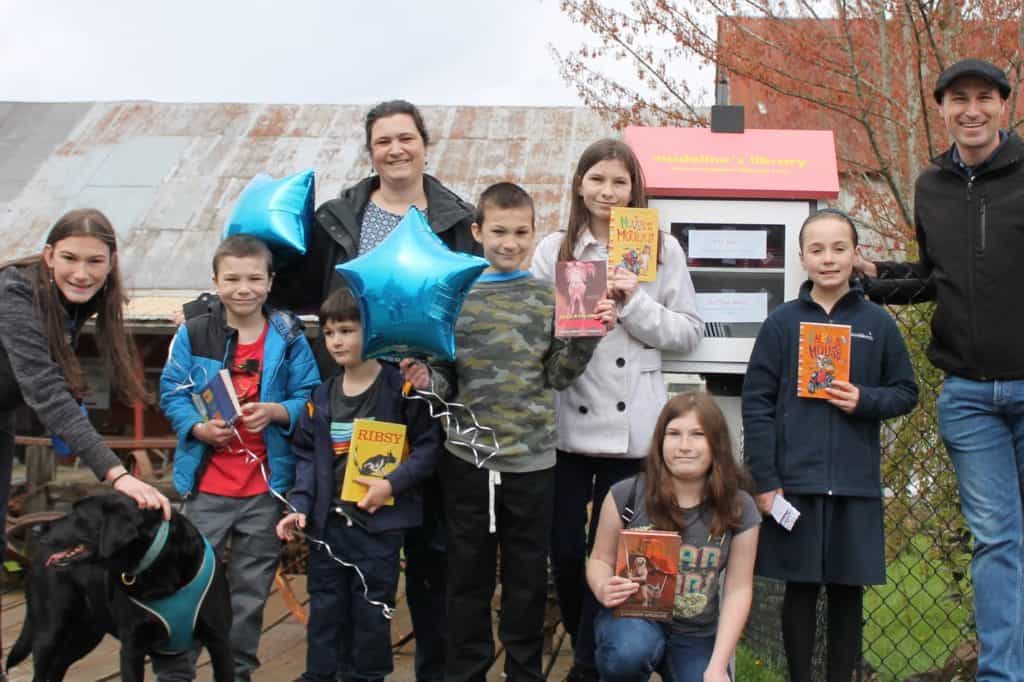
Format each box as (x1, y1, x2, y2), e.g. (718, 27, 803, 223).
(530, 138, 703, 681)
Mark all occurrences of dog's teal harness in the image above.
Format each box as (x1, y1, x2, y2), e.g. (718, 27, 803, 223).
(125, 521, 217, 654)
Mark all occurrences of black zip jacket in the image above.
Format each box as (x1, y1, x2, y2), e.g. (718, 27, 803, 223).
(742, 282, 919, 497)
(0, 263, 121, 480)
(287, 365, 441, 535)
(868, 132, 1024, 380)
(269, 173, 480, 314)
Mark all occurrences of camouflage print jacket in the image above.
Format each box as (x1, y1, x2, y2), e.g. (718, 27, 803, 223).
(430, 271, 599, 473)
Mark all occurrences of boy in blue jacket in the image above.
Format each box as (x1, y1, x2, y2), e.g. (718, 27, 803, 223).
(742, 209, 918, 682)
(276, 286, 441, 682)
(159, 235, 320, 680)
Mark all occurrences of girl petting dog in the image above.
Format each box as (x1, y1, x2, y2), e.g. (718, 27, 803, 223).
(0, 209, 171, 537)
(587, 392, 760, 682)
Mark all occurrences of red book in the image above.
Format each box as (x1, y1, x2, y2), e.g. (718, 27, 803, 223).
(555, 260, 608, 338)
(613, 529, 681, 621)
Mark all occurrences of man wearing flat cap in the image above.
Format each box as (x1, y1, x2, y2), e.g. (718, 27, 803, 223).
(860, 58, 1022, 680)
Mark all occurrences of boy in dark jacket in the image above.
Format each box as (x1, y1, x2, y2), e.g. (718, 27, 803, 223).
(276, 286, 441, 682)
(742, 209, 918, 682)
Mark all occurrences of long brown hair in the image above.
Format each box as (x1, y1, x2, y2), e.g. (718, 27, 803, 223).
(9, 209, 149, 404)
(644, 392, 751, 537)
(558, 138, 648, 262)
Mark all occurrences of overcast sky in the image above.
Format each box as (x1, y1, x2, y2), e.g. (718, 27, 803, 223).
(0, 0, 645, 106)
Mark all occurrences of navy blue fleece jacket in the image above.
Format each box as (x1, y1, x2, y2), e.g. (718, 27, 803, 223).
(742, 281, 919, 498)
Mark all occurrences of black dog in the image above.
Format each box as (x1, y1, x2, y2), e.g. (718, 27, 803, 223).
(6, 492, 234, 681)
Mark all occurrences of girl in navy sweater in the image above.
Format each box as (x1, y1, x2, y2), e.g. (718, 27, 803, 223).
(742, 209, 918, 682)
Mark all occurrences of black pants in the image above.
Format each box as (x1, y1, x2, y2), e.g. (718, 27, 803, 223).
(0, 410, 15, 555)
(441, 455, 554, 682)
(303, 515, 403, 682)
(405, 473, 448, 682)
(549, 450, 642, 669)
(782, 581, 863, 682)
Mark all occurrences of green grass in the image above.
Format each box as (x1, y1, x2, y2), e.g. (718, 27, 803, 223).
(735, 645, 786, 682)
(863, 539, 971, 681)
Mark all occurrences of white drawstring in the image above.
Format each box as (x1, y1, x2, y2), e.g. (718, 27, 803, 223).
(488, 470, 502, 534)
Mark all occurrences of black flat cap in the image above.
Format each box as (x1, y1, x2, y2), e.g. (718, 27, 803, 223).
(934, 59, 1011, 103)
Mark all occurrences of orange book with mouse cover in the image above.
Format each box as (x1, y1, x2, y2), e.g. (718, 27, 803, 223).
(797, 322, 851, 399)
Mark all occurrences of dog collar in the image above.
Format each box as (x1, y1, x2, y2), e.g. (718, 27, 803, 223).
(130, 519, 170, 577)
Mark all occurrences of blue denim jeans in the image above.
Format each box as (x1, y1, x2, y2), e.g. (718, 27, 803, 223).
(593, 608, 717, 682)
(938, 376, 1024, 681)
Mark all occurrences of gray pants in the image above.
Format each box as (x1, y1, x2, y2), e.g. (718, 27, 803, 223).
(151, 491, 282, 681)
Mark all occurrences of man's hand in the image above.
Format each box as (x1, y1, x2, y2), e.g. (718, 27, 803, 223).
(854, 253, 878, 278)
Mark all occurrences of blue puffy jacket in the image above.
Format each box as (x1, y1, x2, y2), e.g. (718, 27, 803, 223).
(160, 305, 320, 496)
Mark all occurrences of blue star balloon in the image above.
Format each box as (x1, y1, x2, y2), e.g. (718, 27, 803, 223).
(336, 207, 489, 361)
(223, 169, 314, 259)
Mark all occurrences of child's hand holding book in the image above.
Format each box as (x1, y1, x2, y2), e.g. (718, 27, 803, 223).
(356, 477, 394, 514)
(595, 574, 640, 608)
(609, 266, 641, 304)
(192, 419, 234, 447)
(824, 380, 860, 414)
(594, 297, 617, 332)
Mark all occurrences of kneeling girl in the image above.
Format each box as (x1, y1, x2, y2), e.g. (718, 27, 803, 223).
(587, 392, 760, 682)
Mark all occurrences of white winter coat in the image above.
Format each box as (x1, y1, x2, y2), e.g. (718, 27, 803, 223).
(530, 228, 703, 457)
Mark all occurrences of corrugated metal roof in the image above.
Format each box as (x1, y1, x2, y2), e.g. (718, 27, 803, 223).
(1, 101, 614, 294)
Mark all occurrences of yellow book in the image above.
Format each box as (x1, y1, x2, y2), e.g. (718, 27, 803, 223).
(339, 419, 408, 506)
(609, 207, 660, 282)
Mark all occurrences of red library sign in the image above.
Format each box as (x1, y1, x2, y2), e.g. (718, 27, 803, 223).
(624, 127, 840, 200)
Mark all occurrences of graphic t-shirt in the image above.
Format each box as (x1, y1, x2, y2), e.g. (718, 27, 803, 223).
(200, 323, 270, 497)
(329, 371, 384, 508)
(609, 475, 761, 636)
(357, 202, 404, 255)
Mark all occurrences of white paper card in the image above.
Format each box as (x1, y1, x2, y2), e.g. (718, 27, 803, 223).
(689, 230, 767, 260)
(695, 292, 767, 323)
(770, 495, 801, 532)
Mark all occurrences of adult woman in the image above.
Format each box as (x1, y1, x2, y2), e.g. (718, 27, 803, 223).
(274, 100, 476, 682)
(271, 99, 478, 315)
(0, 208, 171, 545)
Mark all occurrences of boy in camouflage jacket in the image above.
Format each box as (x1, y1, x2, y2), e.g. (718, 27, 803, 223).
(402, 182, 615, 682)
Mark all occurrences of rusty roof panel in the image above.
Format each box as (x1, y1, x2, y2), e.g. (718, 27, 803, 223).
(1, 102, 614, 294)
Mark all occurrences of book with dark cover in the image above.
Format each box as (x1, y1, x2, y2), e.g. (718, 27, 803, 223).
(555, 259, 608, 338)
(196, 369, 242, 425)
(613, 528, 681, 621)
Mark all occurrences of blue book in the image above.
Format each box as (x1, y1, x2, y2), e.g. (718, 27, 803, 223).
(195, 369, 242, 425)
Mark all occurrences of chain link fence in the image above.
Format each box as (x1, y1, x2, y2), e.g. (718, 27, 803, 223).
(742, 287, 977, 681)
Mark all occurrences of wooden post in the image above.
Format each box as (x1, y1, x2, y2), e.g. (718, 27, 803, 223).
(24, 444, 56, 513)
